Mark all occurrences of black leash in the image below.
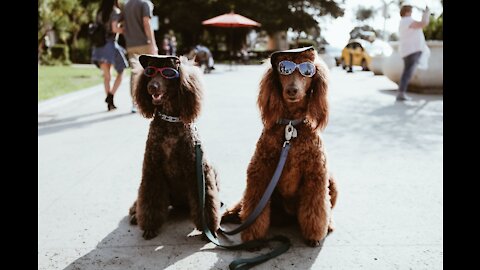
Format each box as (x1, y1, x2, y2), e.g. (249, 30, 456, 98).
(195, 119, 303, 269)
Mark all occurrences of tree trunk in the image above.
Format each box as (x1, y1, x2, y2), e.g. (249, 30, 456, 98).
(38, 32, 47, 64)
(72, 30, 79, 46)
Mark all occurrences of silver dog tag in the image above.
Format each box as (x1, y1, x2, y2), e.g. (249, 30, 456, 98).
(285, 122, 297, 141)
(292, 127, 297, 138)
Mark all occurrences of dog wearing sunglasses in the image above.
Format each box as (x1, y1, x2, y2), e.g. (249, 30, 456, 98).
(128, 55, 220, 240)
(221, 47, 338, 247)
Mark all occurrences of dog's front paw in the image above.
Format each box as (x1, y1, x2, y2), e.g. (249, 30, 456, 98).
(305, 239, 322, 247)
(242, 237, 265, 252)
(221, 211, 242, 224)
(128, 201, 137, 225)
(327, 222, 335, 233)
(194, 227, 217, 240)
(241, 230, 264, 244)
(130, 214, 137, 225)
(142, 229, 158, 240)
(208, 228, 218, 238)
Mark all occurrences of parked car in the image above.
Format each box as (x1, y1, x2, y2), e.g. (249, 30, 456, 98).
(340, 39, 372, 72)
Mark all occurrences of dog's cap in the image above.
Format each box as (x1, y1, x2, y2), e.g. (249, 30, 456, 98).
(139, 54, 180, 68)
(270, 46, 315, 65)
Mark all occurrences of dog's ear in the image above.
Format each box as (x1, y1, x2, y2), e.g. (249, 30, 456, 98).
(257, 62, 285, 129)
(178, 57, 202, 123)
(134, 72, 155, 118)
(307, 54, 329, 131)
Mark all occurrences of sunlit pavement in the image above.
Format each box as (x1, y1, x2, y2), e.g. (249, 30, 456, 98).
(39, 64, 442, 269)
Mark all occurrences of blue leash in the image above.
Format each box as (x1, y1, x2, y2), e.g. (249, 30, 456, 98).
(218, 142, 291, 235)
(195, 119, 302, 269)
(196, 143, 291, 269)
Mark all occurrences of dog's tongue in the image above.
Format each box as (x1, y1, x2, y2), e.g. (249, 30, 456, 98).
(152, 94, 162, 101)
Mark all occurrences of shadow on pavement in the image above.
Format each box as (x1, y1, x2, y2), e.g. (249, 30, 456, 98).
(378, 89, 443, 101)
(209, 222, 325, 269)
(63, 212, 326, 269)
(63, 211, 218, 270)
(38, 111, 134, 137)
(38, 111, 106, 126)
(327, 90, 443, 153)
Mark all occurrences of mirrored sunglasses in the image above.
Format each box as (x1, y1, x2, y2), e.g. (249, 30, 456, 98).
(278, 60, 316, 77)
(143, 66, 179, 79)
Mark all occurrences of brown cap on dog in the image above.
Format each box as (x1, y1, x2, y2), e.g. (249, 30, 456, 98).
(270, 46, 315, 65)
(139, 54, 180, 68)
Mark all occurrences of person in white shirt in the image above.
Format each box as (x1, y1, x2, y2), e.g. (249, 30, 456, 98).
(397, 3, 430, 101)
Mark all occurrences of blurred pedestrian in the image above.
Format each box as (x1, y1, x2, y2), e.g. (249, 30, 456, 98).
(161, 35, 170, 55)
(191, 44, 215, 73)
(397, 1, 430, 101)
(169, 35, 177, 56)
(91, 0, 128, 111)
(119, 0, 157, 113)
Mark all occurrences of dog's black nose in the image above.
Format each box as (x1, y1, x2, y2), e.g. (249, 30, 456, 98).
(148, 83, 159, 92)
(286, 87, 298, 97)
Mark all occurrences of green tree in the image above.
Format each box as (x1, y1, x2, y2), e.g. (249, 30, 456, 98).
(39, 0, 75, 44)
(349, 25, 378, 40)
(233, 0, 344, 35)
(356, 6, 374, 22)
(423, 13, 443, 40)
(39, 0, 100, 63)
(39, 0, 99, 44)
(243, 0, 344, 48)
(152, 0, 344, 51)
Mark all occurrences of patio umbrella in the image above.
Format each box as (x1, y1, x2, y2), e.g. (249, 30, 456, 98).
(202, 12, 261, 67)
(202, 12, 261, 28)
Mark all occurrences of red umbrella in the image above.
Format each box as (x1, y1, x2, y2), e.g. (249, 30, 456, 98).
(202, 12, 261, 67)
(202, 12, 261, 28)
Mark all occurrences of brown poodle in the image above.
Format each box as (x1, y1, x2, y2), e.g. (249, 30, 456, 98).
(129, 55, 220, 240)
(222, 47, 338, 247)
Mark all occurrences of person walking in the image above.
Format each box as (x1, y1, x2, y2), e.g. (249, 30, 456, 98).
(169, 35, 177, 56)
(160, 35, 170, 55)
(192, 44, 215, 73)
(91, 0, 128, 111)
(119, 0, 157, 113)
(397, 1, 430, 101)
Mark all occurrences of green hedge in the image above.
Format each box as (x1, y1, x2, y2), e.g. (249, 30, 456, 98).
(40, 44, 71, 66)
(70, 38, 92, 64)
(424, 14, 443, 41)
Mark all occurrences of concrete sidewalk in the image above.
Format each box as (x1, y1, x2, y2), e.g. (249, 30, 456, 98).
(38, 65, 443, 269)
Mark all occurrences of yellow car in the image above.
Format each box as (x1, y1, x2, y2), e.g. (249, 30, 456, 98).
(340, 39, 372, 72)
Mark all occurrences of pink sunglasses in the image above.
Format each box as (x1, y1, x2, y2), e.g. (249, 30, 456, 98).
(143, 66, 179, 79)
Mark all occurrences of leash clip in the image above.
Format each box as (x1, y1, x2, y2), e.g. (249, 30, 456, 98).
(192, 123, 201, 145)
(285, 121, 297, 141)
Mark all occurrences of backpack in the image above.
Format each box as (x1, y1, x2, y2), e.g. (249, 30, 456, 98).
(88, 21, 107, 47)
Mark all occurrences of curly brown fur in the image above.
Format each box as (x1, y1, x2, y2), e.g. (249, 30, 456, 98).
(221, 49, 338, 247)
(130, 56, 220, 240)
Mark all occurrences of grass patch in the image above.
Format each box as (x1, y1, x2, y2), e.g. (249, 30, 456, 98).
(38, 65, 104, 102)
